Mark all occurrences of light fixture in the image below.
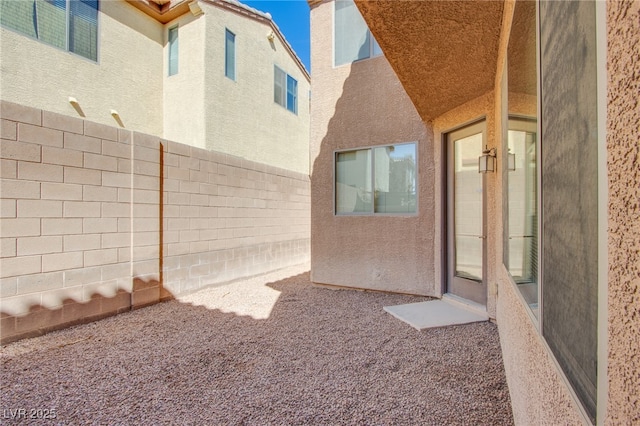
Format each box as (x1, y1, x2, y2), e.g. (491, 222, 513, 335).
(508, 148, 516, 171)
(478, 146, 497, 173)
(267, 30, 275, 41)
(188, 1, 203, 16)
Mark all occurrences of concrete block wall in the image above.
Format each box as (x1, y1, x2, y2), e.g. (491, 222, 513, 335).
(162, 141, 310, 296)
(0, 101, 310, 344)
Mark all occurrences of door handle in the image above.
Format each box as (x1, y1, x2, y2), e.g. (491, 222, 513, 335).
(478, 236, 486, 239)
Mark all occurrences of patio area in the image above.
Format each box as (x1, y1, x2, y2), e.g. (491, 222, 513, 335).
(0, 266, 513, 424)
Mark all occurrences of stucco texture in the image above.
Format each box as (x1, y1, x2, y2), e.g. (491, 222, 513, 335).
(497, 268, 586, 425)
(0, 0, 164, 136)
(355, 0, 504, 122)
(309, 1, 433, 296)
(162, 1, 310, 175)
(606, 0, 640, 423)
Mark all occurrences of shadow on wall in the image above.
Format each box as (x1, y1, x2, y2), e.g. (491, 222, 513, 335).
(310, 48, 435, 294)
(0, 276, 167, 346)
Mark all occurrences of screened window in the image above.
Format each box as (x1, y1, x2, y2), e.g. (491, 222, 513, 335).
(334, 0, 382, 66)
(168, 26, 178, 76)
(0, 0, 98, 61)
(274, 65, 297, 114)
(225, 29, 235, 80)
(336, 143, 417, 215)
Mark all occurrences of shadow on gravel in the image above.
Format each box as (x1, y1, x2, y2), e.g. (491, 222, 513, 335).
(0, 272, 513, 425)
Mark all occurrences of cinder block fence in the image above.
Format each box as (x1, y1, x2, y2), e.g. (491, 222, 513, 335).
(0, 101, 310, 344)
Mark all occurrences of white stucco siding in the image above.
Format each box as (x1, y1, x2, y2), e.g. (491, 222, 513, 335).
(202, 4, 310, 175)
(0, 0, 164, 137)
(162, 12, 207, 149)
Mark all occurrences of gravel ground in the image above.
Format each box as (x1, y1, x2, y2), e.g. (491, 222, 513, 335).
(1, 267, 513, 425)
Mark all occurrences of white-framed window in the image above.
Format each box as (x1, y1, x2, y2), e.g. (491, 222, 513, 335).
(334, 0, 382, 66)
(225, 28, 235, 80)
(168, 25, 179, 76)
(0, 0, 99, 61)
(335, 142, 417, 215)
(274, 65, 297, 114)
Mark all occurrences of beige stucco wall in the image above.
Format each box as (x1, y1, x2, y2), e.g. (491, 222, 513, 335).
(0, 0, 164, 137)
(201, 3, 310, 175)
(606, 0, 640, 422)
(309, 0, 433, 295)
(162, 11, 207, 150)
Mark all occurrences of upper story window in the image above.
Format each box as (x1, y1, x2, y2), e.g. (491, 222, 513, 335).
(274, 65, 297, 114)
(0, 0, 99, 61)
(225, 29, 236, 80)
(334, 0, 382, 66)
(168, 25, 179, 76)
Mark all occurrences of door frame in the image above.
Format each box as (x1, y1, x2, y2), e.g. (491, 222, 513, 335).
(441, 118, 488, 306)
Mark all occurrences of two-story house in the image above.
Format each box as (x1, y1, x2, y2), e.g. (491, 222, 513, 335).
(0, 0, 310, 174)
(309, 0, 638, 424)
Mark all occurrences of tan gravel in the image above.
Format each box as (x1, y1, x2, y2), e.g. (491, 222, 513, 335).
(1, 266, 513, 425)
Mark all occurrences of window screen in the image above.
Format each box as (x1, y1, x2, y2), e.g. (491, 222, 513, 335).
(0, 0, 98, 61)
(274, 65, 286, 107)
(540, 0, 599, 422)
(69, 0, 98, 61)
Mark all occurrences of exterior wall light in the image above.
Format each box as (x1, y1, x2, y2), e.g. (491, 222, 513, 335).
(189, 1, 203, 16)
(478, 146, 497, 173)
(267, 30, 275, 41)
(508, 149, 516, 171)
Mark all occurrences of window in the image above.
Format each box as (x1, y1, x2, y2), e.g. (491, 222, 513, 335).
(334, 0, 382, 66)
(0, 0, 98, 61)
(225, 29, 235, 80)
(506, 119, 538, 314)
(336, 143, 417, 215)
(504, 0, 600, 422)
(286, 75, 297, 114)
(274, 65, 297, 114)
(168, 26, 178, 76)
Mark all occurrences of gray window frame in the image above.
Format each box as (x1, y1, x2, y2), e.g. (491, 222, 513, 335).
(334, 142, 418, 217)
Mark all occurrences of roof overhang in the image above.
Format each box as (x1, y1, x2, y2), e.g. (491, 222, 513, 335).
(126, 0, 191, 24)
(354, 0, 505, 122)
(128, 0, 310, 81)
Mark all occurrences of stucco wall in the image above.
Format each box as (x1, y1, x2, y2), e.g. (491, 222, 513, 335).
(201, 3, 310, 175)
(0, 101, 310, 344)
(163, 11, 207, 150)
(0, 0, 164, 137)
(606, 0, 640, 422)
(309, 1, 433, 295)
(432, 92, 498, 316)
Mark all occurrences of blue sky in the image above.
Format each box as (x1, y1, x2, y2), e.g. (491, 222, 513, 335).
(242, 0, 311, 73)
